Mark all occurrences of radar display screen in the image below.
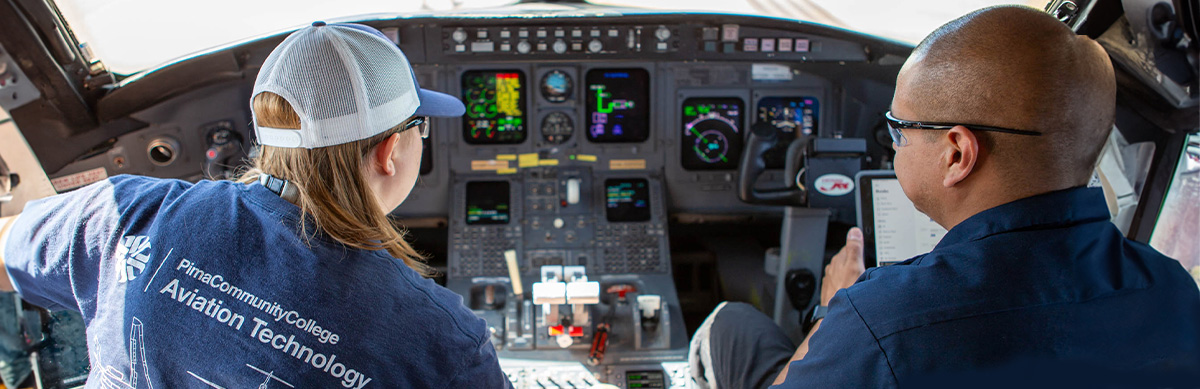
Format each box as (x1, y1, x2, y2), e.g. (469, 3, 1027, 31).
(605, 178, 651, 222)
(626, 370, 666, 388)
(466, 181, 511, 225)
(586, 68, 650, 143)
(681, 97, 744, 170)
(757, 97, 819, 169)
(462, 70, 527, 144)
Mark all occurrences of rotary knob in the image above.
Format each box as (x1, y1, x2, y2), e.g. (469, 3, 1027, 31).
(587, 39, 603, 53)
(655, 26, 671, 41)
(552, 39, 567, 54)
(517, 40, 532, 54)
(451, 28, 468, 43)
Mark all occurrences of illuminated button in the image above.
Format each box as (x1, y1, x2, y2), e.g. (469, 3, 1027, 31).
(518, 29, 529, 38)
(500, 30, 511, 38)
(454, 44, 466, 52)
(572, 29, 583, 38)
(554, 218, 564, 229)
(761, 38, 775, 52)
(590, 29, 601, 37)
(537, 43, 548, 51)
(554, 29, 565, 37)
(500, 43, 511, 51)
(477, 30, 488, 39)
(656, 42, 668, 51)
(779, 38, 793, 52)
(471, 41, 495, 52)
(608, 29, 619, 37)
(517, 41, 532, 53)
(537, 30, 548, 38)
(743, 38, 758, 52)
(795, 39, 810, 52)
(572, 42, 583, 51)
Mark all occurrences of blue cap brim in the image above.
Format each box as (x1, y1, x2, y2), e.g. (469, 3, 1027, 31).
(415, 89, 466, 118)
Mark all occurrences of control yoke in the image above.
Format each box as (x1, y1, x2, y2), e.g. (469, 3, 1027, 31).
(738, 122, 807, 206)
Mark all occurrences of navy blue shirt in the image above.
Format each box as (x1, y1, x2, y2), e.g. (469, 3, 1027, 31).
(3, 176, 510, 388)
(775, 187, 1200, 387)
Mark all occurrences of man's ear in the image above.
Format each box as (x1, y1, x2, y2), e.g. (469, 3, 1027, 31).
(372, 133, 402, 176)
(942, 125, 979, 188)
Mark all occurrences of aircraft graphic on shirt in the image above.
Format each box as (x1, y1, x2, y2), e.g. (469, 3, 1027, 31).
(95, 318, 152, 389)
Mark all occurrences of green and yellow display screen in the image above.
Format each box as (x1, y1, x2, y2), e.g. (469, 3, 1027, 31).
(462, 70, 527, 144)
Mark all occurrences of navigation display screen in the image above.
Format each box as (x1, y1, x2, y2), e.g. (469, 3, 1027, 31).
(462, 70, 527, 144)
(586, 68, 650, 143)
(757, 97, 819, 169)
(605, 179, 651, 222)
(466, 181, 511, 225)
(625, 370, 666, 388)
(681, 97, 744, 170)
(869, 178, 946, 264)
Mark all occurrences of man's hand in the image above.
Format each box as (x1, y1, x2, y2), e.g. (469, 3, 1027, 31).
(820, 227, 866, 306)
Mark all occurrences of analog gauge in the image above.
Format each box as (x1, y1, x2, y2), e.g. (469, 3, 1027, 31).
(541, 111, 574, 144)
(541, 70, 573, 103)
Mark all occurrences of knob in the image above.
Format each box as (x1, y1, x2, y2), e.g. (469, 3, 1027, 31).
(517, 40, 532, 54)
(451, 28, 468, 43)
(587, 39, 603, 53)
(552, 39, 567, 54)
(554, 218, 565, 229)
(655, 26, 671, 41)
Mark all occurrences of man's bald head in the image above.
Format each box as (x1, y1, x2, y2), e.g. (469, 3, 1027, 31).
(895, 5, 1116, 185)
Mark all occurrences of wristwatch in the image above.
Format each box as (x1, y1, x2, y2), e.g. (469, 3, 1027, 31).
(805, 304, 828, 330)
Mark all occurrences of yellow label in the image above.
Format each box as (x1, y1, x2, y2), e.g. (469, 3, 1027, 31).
(538, 159, 560, 166)
(574, 154, 598, 162)
(609, 159, 647, 170)
(496, 154, 517, 161)
(497, 168, 519, 175)
(471, 160, 510, 171)
(518, 153, 540, 168)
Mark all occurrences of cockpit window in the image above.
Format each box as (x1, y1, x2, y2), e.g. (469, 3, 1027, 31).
(1150, 133, 1200, 289)
(54, 0, 1029, 75)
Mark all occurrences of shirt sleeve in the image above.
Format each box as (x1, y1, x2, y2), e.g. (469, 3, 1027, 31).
(770, 290, 898, 388)
(447, 338, 512, 389)
(3, 179, 122, 311)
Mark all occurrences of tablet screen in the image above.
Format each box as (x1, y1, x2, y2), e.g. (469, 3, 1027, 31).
(867, 177, 947, 265)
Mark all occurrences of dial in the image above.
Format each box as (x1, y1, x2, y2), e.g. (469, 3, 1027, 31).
(552, 39, 568, 54)
(541, 111, 574, 144)
(540, 70, 573, 103)
(517, 40, 532, 54)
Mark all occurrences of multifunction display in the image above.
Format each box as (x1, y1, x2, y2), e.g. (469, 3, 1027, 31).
(466, 181, 511, 225)
(605, 178, 651, 222)
(625, 370, 666, 388)
(463, 70, 527, 144)
(586, 68, 650, 143)
(757, 97, 819, 168)
(681, 97, 744, 170)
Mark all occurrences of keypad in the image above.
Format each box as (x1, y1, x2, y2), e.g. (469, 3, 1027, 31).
(594, 223, 666, 274)
(451, 226, 521, 277)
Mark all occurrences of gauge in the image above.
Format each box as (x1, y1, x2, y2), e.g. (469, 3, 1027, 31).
(681, 97, 743, 170)
(541, 70, 573, 103)
(541, 111, 574, 144)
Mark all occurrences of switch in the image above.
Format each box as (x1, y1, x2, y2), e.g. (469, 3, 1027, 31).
(638, 295, 662, 319)
(566, 178, 581, 205)
(554, 218, 565, 229)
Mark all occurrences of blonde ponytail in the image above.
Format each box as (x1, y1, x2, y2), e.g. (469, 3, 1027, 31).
(238, 92, 432, 276)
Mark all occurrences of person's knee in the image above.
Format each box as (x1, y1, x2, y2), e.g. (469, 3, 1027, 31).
(711, 302, 769, 329)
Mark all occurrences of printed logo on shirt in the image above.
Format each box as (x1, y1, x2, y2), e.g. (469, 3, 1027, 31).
(115, 235, 153, 283)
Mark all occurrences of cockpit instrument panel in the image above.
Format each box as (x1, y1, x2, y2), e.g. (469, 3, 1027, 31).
(466, 181, 511, 225)
(463, 70, 527, 144)
(681, 97, 744, 170)
(541, 111, 574, 144)
(605, 178, 652, 222)
(586, 68, 650, 143)
(757, 97, 819, 168)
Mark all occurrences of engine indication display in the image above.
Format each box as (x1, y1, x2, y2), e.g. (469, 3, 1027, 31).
(541, 111, 574, 144)
(541, 70, 573, 103)
(605, 178, 651, 222)
(463, 70, 527, 144)
(757, 97, 819, 169)
(586, 68, 650, 143)
(681, 97, 744, 170)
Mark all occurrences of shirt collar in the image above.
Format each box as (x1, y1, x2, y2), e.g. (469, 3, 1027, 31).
(935, 186, 1111, 249)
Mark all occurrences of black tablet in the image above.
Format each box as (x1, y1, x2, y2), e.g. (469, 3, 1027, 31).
(855, 170, 948, 267)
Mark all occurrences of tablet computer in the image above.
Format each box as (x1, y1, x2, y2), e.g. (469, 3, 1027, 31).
(855, 170, 948, 267)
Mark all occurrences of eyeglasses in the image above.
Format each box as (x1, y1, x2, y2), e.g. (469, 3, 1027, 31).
(402, 116, 430, 139)
(884, 111, 1042, 147)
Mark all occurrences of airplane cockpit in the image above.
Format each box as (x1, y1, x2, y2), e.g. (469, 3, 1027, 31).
(0, 0, 1196, 387)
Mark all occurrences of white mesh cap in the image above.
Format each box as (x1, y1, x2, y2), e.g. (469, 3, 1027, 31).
(251, 22, 465, 149)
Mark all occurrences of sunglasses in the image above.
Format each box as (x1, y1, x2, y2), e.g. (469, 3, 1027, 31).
(884, 111, 1042, 147)
(402, 116, 430, 139)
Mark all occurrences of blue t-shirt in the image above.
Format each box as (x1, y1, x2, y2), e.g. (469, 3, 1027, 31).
(3, 175, 510, 388)
(775, 187, 1200, 388)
